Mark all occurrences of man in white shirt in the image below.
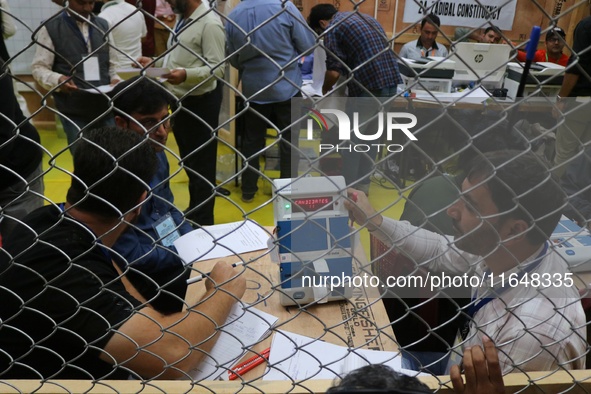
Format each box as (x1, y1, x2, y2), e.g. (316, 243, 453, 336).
(399, 13, 449, 60)
(346, 150, 586, 373)
(99, 0, 147, 69)
(32, 0, 120, 147)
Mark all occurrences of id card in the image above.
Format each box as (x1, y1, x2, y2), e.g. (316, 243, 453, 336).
(83, 56, 100, 82)
(152, 213, 181, 247)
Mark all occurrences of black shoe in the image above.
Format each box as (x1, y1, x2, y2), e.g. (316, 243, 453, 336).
(217, 187, 231, 196)
(241, 194, 255, 203)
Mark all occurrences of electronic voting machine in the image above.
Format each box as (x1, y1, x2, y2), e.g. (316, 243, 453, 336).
(551, 216, 591, 272)
(505, 62, 564, 99)
(273, 176, 353, 306)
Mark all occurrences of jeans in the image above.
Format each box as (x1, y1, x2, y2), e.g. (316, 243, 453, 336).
(59, 114, 114, 147)
(240, 96, 297, 196)
(401, 350, 450, 376)
(172, 84, 223, 225)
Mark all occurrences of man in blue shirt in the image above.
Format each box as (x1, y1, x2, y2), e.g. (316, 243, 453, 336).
(111, 76, 193, 314)
(226, 0, 315, 203)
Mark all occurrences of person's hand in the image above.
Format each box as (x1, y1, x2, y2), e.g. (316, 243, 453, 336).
(110, 78, 122, 86)
(450, 336, 505, 394)
(162, 68, 187, 85)
(58, 75, 78, 93)
(205, 261, 246, 301)
(135, 56, 154, 68)
(343, 188, 382, 231)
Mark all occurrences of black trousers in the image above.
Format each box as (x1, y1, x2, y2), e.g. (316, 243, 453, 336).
(172, 84, 223, 225)
(241, 96, 298, 196)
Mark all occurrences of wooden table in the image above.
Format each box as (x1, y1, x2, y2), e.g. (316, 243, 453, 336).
(186, 231, 398, 382)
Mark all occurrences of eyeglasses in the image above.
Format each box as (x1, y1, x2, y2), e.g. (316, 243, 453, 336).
(547, 37, 563, 43)
(135, 118, 172, 132)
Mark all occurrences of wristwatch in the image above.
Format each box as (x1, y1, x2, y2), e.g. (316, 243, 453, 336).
(556, 95, 563, 103)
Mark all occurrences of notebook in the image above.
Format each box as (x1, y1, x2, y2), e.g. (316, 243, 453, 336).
(264, 330, 425, 381)
(189, 303, 278, 381)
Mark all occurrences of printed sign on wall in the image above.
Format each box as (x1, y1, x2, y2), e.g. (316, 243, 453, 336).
(403, 0, 517, 31)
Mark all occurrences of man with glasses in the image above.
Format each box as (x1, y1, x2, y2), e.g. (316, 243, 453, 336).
(516, 27, 568, 66)
(346, 150, 585, 373)
(111, 76, 193, 314)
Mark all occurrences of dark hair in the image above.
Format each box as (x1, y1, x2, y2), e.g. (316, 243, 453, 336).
(421, 14, 440, 28)
(326, 365, 432, 394)
(111, 76, 174, 118)
(308, 4, 338, 30)
(484, 26, 499, 35)
(546, 27, 566, 41)
(66, 127, 158, 219)
(466, 150, 565, 245)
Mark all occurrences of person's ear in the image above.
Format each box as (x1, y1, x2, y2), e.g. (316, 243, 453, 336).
(128, 190, 149, 220)
(114, 115, 127, 129)
(136, 190, 148, 214)
(503, 218, 530, 244)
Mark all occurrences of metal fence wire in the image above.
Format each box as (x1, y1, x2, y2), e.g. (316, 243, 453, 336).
(1, 0, 591, 392)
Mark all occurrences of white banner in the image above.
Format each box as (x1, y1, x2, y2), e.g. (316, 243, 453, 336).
(402, 0, 517, 31)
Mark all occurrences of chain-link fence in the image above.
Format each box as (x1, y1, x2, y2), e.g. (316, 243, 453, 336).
(1, 0, 591, 392)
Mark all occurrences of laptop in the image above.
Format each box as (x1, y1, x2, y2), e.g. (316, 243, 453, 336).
(450, 42, 511, 88)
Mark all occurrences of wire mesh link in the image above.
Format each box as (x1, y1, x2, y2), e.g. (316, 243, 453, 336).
(1, 0, 591, 392)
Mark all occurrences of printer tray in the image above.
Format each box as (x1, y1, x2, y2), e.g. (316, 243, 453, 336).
(398, 62, 455, 79)
(507, 68, 563, 85)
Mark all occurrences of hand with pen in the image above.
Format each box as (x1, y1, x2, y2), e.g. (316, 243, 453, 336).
(203, 261, 246, 301)
(343, 188, 383, 232)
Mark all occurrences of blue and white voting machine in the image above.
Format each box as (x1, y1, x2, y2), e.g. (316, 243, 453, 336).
(551, 216, 591, 272)
(273, 176, 353, 306)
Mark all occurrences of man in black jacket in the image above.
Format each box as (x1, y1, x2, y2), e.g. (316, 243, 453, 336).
(0, 60, 44, 237)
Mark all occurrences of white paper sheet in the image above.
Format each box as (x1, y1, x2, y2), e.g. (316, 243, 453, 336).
(189, 303, 278, 381)
(264, 330, 424, 381)
(173, 221, 270, 264)
(81, 84, 115, 94)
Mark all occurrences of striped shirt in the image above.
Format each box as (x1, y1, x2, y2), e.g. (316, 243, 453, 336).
(323, 12, 402, 97)
(373, 219, 587, 373)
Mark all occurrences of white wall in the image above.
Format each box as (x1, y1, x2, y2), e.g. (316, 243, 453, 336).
(4, 0, 62, 75)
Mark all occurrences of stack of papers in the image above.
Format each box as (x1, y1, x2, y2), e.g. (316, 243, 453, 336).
(116, 67, 170, 80)
(189, 303, 278, 381)
(173, 221, 270, 264)
(264, 330, 423, 381)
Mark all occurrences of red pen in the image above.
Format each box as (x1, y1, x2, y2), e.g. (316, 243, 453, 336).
(228, 347, 271, 380)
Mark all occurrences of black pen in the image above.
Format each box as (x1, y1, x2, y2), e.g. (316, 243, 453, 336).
(186, 261, 245, 285)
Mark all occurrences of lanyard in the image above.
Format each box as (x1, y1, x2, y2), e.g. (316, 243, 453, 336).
(62, 11, 92, 53)
(421, 48, 433, 58)
(171, 17, 188, 44)
(467, 241, 549, 318)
